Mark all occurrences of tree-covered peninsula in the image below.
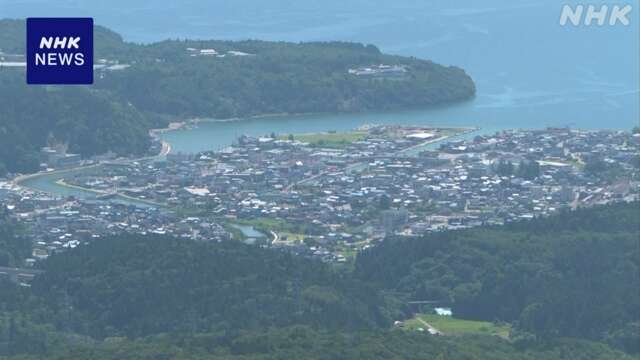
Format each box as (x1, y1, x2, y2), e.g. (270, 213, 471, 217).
(0, 19, 475, 175)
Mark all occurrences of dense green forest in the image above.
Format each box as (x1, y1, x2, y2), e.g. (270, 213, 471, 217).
(95, 40, 475, 118)
(0, 72, 151, 174)
(0, 19, 475, 174)
(0, 209, 30, 267)
(1, 327, 636, 360)
(0, 203, 638, 358)
(29, 236, 396, 338)
(355, 202, 640, 353)
(0, 236, 397, 357)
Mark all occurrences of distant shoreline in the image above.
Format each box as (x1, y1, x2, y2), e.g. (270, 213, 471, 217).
(149, 110, 482, 138)
(149, 112, 316, 135)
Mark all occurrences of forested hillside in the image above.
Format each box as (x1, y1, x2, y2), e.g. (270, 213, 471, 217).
(0, 19, 475, 175)
(95, 40, 475, 118)
(2, 327, 636, 360)
(0, 72, 151, 174)
(355, 202, 640, 353)
(0, 208, 29, 267)
(21, 236, 397, 338)
(0, 203, 638, 358)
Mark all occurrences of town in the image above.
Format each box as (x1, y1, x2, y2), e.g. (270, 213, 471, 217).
(1, 125, 638, 268)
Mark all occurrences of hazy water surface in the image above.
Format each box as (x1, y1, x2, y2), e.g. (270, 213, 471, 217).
(2, 0, 638, 153)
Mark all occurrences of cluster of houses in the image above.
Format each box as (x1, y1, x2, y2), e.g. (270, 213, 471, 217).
(0, 51, 25, 68)
(0, 188, 228, 264)
(94, 58, 132, 79)
(186, 47, 254, 58)
(2, 126, 638, 266)
(348, 64, 408, 77)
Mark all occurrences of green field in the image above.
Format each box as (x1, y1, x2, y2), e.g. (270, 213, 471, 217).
(234, 218, 311, 235)
(279, 232, 305, 242)
(235, 218, 286, 229)
(235, 218, 295, 232)
(334, 244, 358, 259)
(280, 131, 367, 148)
(403, 314, 510, 339)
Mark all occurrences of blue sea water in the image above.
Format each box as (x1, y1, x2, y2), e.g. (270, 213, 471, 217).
(2, 0, 639, 153)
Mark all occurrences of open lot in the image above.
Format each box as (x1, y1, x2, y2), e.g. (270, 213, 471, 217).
(403, 314, 510, 339)
(280, 131, 367, 148)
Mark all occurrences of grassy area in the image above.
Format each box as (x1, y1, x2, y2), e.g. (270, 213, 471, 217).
(235, 218, 289, 231)
(333, 244, 358, 259)
(234, 217, 322, 236)
(279, 232, 305, 242)
(280, 131, 367, 148)
(233, 218, 303, 236)
(403, 314, 510, 339)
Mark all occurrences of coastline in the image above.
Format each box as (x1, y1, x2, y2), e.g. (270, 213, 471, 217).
(17, 101, 484, 202)
(149, 112, 481, 146)
(149, 112, 316, 135)
(16, 124, 477, 199)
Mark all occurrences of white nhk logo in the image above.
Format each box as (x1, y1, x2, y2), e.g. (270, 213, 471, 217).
(35, 36, 85, 66)
(560, 4, 633, 26)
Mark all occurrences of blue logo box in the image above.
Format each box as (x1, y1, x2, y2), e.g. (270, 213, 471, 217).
(26, 18, 94, 85)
